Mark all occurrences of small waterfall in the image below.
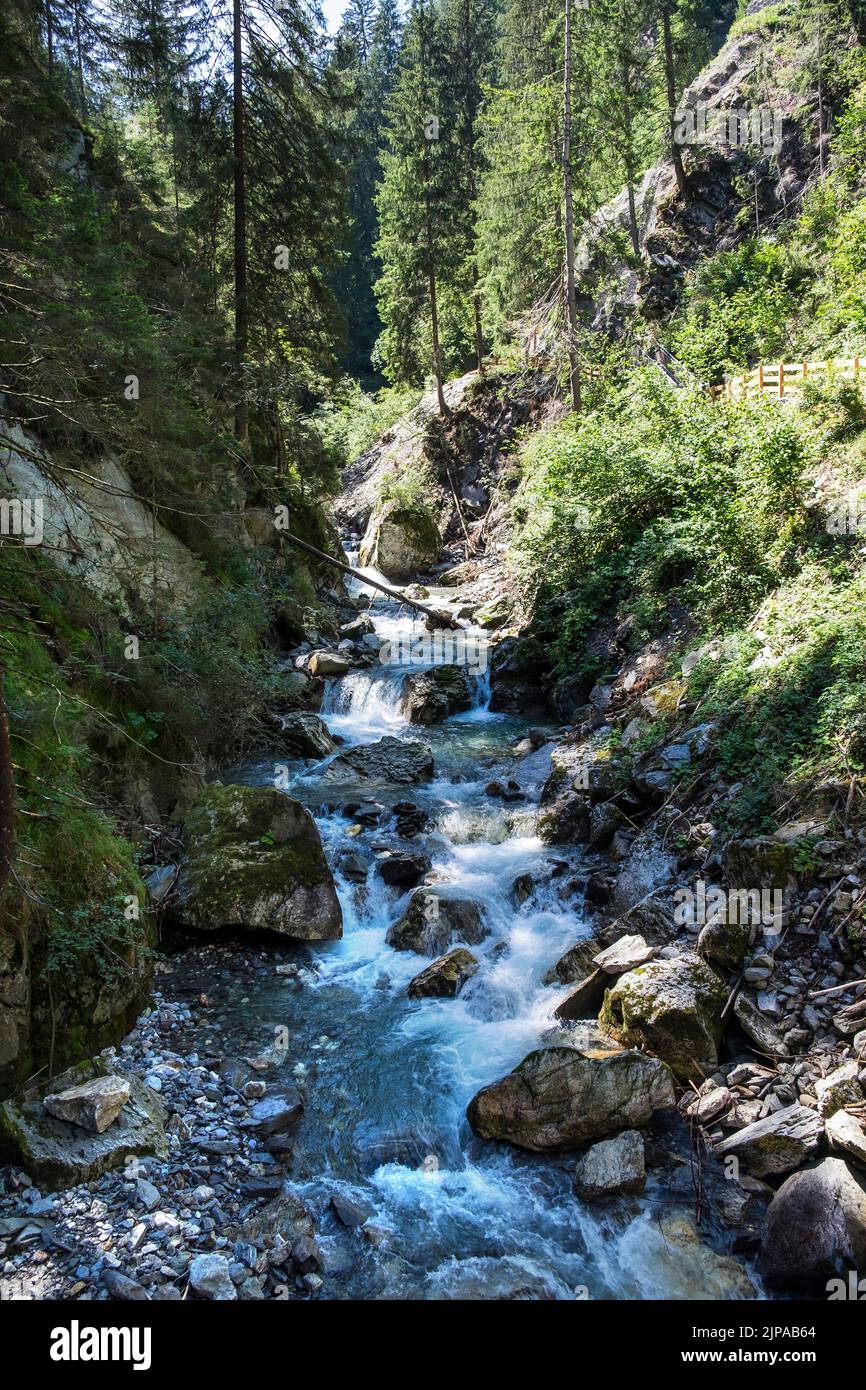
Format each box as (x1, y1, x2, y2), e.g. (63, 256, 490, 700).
(321, 668, 409, 740)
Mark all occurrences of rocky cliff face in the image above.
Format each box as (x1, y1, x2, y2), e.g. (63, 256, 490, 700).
(573, 1, 844, 346)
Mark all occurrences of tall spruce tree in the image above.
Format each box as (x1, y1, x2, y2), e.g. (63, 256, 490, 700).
(374, 0, 462, 409)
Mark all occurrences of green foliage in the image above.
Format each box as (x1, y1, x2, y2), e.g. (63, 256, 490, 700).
(671, 240, 812, 381)
(514, 372, 812, 669)
(315, 377, 423, 466)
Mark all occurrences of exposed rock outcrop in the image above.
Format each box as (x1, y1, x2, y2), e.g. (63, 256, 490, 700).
(0, 1059, 166, 1189)
(400, 665, 473, 725)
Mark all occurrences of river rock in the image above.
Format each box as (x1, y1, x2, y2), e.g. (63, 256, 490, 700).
(239, 1087, 304, 1137)
(43, 1074, 130, 1134)
(599, 956, 727, 1082)
(0, 1060, 166, 1189)
(592, 935, 654, 975)
(538, 793, 590, 845)
(733, 990, 787, 1055)
(407, 948, 479, 999)
(573, 1129, 646, 1198)
(376, 849, 432, 888)
(466, 1044, 675, 1152)
(697, 915, 752, 970)
(654, 1212, 756, 1298)
(826, 1110, 866, 1164)
(555, 970, 609, 1021)
(307, 650, 351, 677)
(714, 1103, 823, 1177)
(189, 1253, 237, 1301)
(815, 1061, 863, 1117)
(543, 938, 598, 986)
(400, 666, 473, 725)
(322, 736, 434, 785)
(359, 499, 441, 581)
(278, 712, 335, 759)
(759, 1158, 866, 1288)
(386, 888, 489, 957)
(173, 784, 342, 940)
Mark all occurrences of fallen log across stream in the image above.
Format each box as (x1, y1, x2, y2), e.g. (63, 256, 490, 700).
(279, 528, 465, 631)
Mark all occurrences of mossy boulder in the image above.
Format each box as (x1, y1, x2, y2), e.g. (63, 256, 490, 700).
(359, 499, 441, 581)
(400, 666, 473, 725)
(466, 1044, 675, 1152)
(722, 836, 797, 892)
(0, 1057, 166, 1190)
(277, 712, 335, 760)
(173, 784, 342, 940)
(599, 955, 727, 1082)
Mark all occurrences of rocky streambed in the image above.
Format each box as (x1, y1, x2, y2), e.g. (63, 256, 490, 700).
(2, 556, 866, 1302)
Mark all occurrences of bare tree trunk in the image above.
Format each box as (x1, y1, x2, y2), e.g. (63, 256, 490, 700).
(662, 2, 687, 196)
(419, 1, 450, 418)
(562, 0, 580, 413)
(0, 670, 14, 898)
(232, 0, 249, 442)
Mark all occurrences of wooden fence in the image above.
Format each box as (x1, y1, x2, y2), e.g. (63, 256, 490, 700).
(709, 357, 865, 403)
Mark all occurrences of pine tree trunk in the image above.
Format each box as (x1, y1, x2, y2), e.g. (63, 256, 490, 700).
(46, 0, 54, 77)
(662, 3, 687, 195)
(425, 198, 449, 418)
(562, 0, 580, 413)
(75, 3, 86, 114)
(0, 669, 14, 898)
(473, 282, 484, 376)
(232, 0, 249, 442)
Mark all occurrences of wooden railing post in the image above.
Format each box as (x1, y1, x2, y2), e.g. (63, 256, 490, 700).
(779, 362, 784, 399)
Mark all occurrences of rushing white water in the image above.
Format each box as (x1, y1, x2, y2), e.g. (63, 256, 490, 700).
(231, 558, 759, 1300)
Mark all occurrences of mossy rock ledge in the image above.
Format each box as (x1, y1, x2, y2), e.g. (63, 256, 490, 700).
(172, 783, 342, 940)
(0, 1057, 167, 1190)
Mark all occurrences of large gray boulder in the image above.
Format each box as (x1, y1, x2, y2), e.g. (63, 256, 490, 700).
(174, 784, 342, 940)
(0, 1059, 166, 1189)
(359, 499, 441, 581)
(322, 736, 434, 785)
(759, 1158, 866, 1288)
(400, 666, 473, 725)
(543, 938, 599, 986)
(386, 888, 488, 957)
(599, 956, 726, 1082)
(466, 1044, 675, 1152)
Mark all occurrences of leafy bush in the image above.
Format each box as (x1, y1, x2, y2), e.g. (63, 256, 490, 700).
(514, 372, 812, 669)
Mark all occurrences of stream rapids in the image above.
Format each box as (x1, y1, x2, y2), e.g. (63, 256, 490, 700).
(182, 557, 756, 1301)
